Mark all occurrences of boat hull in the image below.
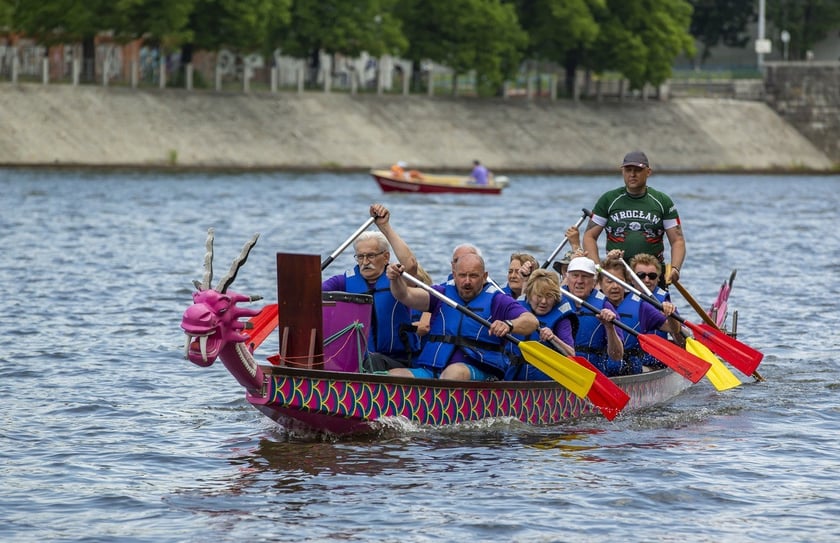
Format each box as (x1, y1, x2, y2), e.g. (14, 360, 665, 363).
(247, 365, 692, 435)
(370, 169, 504, 195)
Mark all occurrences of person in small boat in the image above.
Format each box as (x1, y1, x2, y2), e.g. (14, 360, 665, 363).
(322, 204, 420, 372)
(505, 269, 578, 381)
(583, 150, 685, 287)
(562, 256, 625, 376)
(469, 159, 489, 185)
(390, 161, 409, 180)
(502, 252, 538, 299)
(386, 252, 538, 381)
(599, 257, 682, 374)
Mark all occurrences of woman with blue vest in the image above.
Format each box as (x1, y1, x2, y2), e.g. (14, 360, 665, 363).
(562, 256, 625, 376)
(505, 269, 578, 381)
(386, 253, 538, 381)
(598, 257, 682, 374)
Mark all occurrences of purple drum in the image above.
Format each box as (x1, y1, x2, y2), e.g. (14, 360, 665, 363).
(322, 291, 372, 372)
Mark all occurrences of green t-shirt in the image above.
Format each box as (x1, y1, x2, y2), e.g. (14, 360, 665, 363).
(590, 186, 680, 263)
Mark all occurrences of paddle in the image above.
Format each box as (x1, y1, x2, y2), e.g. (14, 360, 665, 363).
(602, 266, 763, 376)
(243, 303, 279, 351)
(540, 208, 591, 269)
(673, 277, 765, 382)
(604, 264, 741, 391)
(320, 216, 376, 271)
(709, 270, 737, 328)
(560, 288, 711, 383)
(548, 339, 631, 421)
(685, 337, 742, 390)
(397, 270, 597, 401)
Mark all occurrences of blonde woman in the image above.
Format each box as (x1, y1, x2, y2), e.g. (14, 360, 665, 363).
(504, 269, 578, 381)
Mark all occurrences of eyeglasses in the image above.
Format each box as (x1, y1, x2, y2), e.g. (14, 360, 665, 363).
(636, 272, 659, 281)
(354, 250, 386, 262)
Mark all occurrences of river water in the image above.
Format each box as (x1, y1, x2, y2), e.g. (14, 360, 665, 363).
(1, 169, 838, 542)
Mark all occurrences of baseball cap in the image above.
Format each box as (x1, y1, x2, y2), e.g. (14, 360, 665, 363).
(621, 151, 649, 168)
(566, 257, 597, 276)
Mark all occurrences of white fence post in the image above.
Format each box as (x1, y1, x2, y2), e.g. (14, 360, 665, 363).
(42, 57, 49, 84)
(186, 63, 193, 90)
(297, 63, 304, 94)
(270, 66, 278, 93)
(130, 60, 137, 88)
(73, 58, 81, 86)
(215, 65, 222, 91)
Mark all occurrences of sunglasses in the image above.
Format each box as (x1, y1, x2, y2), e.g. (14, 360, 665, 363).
(636, 272, 659, 281)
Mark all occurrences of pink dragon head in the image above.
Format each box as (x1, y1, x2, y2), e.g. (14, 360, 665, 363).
(180, 229, 262, 369)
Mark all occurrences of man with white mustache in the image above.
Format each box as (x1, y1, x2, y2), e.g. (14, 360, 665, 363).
(322, 204, 420, 372)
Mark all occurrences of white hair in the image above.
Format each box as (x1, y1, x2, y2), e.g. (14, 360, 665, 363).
(354, 231, 389, 252)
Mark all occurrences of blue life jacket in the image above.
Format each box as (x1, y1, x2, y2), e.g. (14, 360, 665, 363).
(615, 294, 653, 375)
(417, 282, 508, 377)
(345, 266, 419, 356)
(505, 299, 578, 381)
(567, 289, 622, 376)
(651, 286, 671, 340)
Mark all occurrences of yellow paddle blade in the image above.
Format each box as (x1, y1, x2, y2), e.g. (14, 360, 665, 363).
(686, 338, 742, 391)
(518, 341, 596, 399)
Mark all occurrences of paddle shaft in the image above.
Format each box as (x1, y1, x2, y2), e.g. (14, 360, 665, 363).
(540, 208, 592, 269)
(619, 258, 653, 297)
(672, 280, 719, 329)
(320, 217, 376, 271)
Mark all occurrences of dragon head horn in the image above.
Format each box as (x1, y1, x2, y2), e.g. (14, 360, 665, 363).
(197, 228, 215, 291)
(216, 233, 260, 293)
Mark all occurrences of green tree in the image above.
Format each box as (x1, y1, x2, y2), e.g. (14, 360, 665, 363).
(281, 0, 407, 59)
(688, 0, 755, 64)
(398, 0, 527, 96)
(189, 0, 290, 55)
(592, 0, 696, 90)
(111, 0, 196, 49)
(0, 0, 13, 27)
(767, 0, 840, 60)
(13, 0, 115, 80)
(514, 0, 605, 96)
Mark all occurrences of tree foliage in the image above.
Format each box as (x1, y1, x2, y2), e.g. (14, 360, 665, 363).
(766, 0, 840, 60)
(280, 0, 406, 59)
(688, 0, 755, 64)
(398, 0, 527, 95)
(592, 0, 696, 89)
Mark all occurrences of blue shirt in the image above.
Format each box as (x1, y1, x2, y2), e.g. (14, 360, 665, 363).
(471, 164, 489, 185)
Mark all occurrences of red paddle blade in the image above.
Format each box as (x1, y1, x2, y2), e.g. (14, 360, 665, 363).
(638, 334, 711, 383)
(573, 356, 630, 421)
(244, 303, 279, 350)
(691, 322, 763, 376)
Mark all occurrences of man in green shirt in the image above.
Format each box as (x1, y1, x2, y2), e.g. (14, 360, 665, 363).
(582, 151, 685, 285)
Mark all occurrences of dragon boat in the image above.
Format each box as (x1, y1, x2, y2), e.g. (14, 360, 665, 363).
(179, 230, 735, 436)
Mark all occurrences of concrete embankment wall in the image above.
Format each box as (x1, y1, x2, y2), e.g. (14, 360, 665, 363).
(0, 83, 834, 172)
